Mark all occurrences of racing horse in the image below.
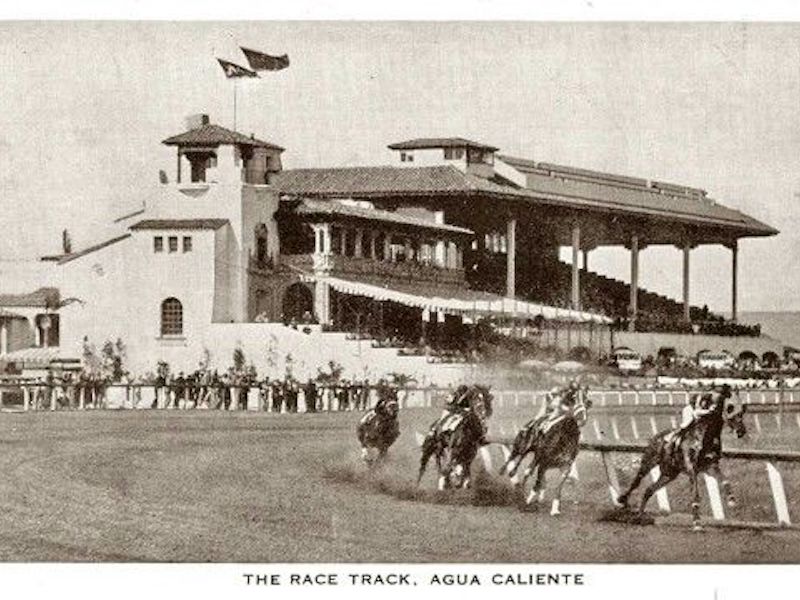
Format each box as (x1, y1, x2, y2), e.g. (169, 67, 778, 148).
(356, 389, 400, 465)
(416, 385, 494, 490)
(615, 389, 747, 530)
(500, 387, 591, 515)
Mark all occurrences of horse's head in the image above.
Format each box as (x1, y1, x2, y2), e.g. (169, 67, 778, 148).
(464, 385, 493, 428)
(722, 395, 747, 438)
(571, 387, 592, 426)
(381, 398, 400, 418)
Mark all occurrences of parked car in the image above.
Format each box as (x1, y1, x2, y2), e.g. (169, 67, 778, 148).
(613, 347, 642, 374)
(697, 350, 735, 371)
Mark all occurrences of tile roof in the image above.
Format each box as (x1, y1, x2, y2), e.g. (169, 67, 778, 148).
(291, 199, 473, 235)
(0, 287, 60, 308)
(274, 165, 475, 197)
(129, 219, 229, 231)
(162, 123, 284, 151)
(57, 234, 131, 265)
(496, 155, 777, 235)
(275, 164, 776, 237)
(388, 137, 499, 152)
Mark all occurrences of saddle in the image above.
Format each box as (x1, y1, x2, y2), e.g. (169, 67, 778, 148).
(437, 412, 465, 435)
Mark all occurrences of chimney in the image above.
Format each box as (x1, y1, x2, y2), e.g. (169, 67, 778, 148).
(185, 114, 210, 130)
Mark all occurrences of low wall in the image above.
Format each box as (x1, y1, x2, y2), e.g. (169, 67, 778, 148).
(613, 331, 784, 358)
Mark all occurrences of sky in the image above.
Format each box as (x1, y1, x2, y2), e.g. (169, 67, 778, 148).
(1, 21, 799, 313)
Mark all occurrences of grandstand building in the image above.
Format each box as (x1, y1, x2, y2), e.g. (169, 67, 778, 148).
(0, 114, 781, 381)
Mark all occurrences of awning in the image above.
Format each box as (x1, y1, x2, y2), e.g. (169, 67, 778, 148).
(322, 276, 611, 324)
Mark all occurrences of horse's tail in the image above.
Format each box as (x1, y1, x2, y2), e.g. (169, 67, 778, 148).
(416, 433, 437, 486)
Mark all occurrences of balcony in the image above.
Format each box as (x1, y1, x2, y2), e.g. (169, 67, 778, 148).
(280, 253, 465, 286)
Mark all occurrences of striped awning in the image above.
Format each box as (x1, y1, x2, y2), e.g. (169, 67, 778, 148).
(323, 276, 611, 324)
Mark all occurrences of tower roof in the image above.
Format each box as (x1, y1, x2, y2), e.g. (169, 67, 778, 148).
(387, 137, 499, 152)
(162, 123, 284, 151)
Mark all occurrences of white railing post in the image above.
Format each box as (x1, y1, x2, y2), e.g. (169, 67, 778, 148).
(479, 446, 493, 471)
(702, 474, 725, 520)
(650, 466, 671, 512)
(610, 417, 620, 440)
(754, 414, 763, 434)
(601, 450, 621, 502)
(765, 462, 792, 526)
(592, 419, 602, 441)
(630, 416, 640, 440)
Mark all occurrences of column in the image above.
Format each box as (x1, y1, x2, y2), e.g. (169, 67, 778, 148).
(571, 223, 581, 310)
(506, 218, 517, 298)
(682, 242, 692, 323)
(369, 231, 378, 259)
(0, 321, 7, 355)
(582, 249, 589, 272)
(730, 240, 738, 322)
(628, 235, 640, 332)
(404, 238, 413, 261)
(314, 281, 331, 325)
(354, 228, 364, 258)
(339, 228, 348, 256)
(435, 240, 446, 268)
(383, 234, 392, 262)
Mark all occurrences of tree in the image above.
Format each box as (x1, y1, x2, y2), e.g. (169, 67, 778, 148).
(232, 346, 247, 374)
(100, 338, 127, 382)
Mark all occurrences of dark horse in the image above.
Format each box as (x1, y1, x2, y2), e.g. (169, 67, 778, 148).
(500, 388, 591, 515)
(356, 393, 400, 465)
(416, 385, 494, 490)
(616, 390, 747, 530)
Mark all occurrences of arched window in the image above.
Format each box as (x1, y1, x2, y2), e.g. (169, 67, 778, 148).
(160, 298, 183, 336)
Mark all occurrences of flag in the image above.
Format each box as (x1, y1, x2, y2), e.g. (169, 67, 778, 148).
(241, 47, 290, 71)
(217, 58, 258, 79)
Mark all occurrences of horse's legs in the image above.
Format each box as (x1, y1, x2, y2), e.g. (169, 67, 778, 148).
(707, 462, 736, 507)
(528, 464, 547, 509)
(617, 449, 655, 508)
(637, 470, 678, 519)
(689, 469, 702, 530)
(682, 450, 703, 531)
(416, 436, 436, 486)
(550, 463, 573, 516)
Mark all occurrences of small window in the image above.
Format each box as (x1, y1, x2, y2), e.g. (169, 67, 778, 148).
(182, 236, 192, 252)
(154, 236, 163, 253)
(168, 236, 178, 253)
(444, 148, 464, 160)
(400, 151, 414, 163)
(160, 297, 183, 336)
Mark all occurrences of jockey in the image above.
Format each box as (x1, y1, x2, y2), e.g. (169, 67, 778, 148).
(373, 380, 397, 416)
(666, 386, 728, 451)
(429, 384, 487, 443)
(529, 380, 582, 440)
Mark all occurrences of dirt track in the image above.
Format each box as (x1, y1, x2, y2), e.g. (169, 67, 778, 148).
(0, 408, 798, 562)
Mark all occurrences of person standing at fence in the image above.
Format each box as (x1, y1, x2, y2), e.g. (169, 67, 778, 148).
(303, 379, 318, 413)
(173, 372, 186, 410)
(337, 380, 350, 411)
(284, 379, 298, 413)
(271, 378, 283, 413)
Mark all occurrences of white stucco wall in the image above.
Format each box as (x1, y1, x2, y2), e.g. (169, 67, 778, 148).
(57, 228, 219, 374)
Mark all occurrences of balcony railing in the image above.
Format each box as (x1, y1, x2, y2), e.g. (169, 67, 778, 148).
(280, 253, 465, 286)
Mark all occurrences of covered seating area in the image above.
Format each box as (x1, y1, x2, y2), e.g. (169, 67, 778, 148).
(315, 275, 613, 362)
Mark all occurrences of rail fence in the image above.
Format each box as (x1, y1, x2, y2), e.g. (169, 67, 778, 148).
(1, 382, 800, 413)
(476, 437, 800, 528)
